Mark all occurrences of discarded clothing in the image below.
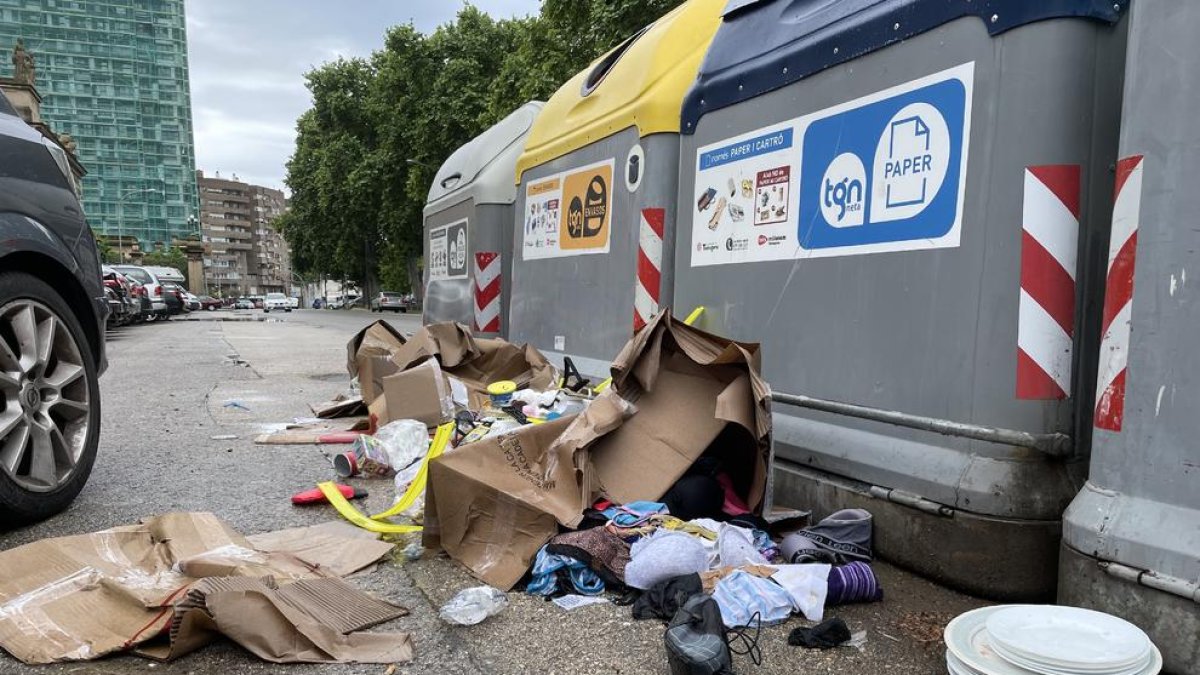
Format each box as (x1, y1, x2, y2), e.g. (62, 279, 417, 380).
(606, 515, 716, 543)
(788, 617, 852, 649)
(716, 472, 751, 516)
(602, 501, 668, 528)
(826, 561, 883, 605)
(753, 528, 781, 562)
(546, 528, 631, 587)
(769, 564, 830, 621)
(625, 530, 709, 591)
(699, 564, 777, 594)
(664, 594, 735, 675)
(716, 523, 769, 568)
(781, 509, 874, 564)
(526, 546, 604, 597)
(662, 474, 725, 521)
(631, 574, 703, 622)
(711, 569, 794, 628)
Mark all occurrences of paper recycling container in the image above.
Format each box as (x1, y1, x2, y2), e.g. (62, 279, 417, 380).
(673, 0, 1129, 599)
(508, 0, 723, 377)
(423, 101, 544, 337)
(1060, 2, 1200, 671)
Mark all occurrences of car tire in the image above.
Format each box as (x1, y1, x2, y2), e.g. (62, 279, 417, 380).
(0, 272, 101, 526)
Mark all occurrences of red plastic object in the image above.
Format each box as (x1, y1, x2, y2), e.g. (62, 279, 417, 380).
(291, 484, 368, 505)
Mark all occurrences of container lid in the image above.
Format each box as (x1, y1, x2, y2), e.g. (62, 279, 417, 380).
(425, 101, 544, 212)
(514, 0, 725, 182)
(681, 0, 1128, 133)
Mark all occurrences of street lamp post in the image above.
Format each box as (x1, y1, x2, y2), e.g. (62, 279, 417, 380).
(116, 187, 162, 261)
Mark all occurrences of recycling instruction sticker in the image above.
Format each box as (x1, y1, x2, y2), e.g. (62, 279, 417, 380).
(691, 62, 973, 266)
(429, 218, 468, 280)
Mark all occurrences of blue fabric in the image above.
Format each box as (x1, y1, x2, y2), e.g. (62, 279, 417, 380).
(752, 529, 781, 562)
(526, 546, 605, 597)
(712, 570, 795, 628)
(601, 501, 668, 527)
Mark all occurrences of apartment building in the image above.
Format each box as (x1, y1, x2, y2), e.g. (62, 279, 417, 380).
(198, 170, 290, 296)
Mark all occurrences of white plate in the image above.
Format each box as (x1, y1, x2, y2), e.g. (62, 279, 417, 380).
(945, 607, 1042, 675)
(947, 650, 986, 675)
(992, 639, 1154, 675)
(945, 606, 1164, 675)
(986, 605, 1151, 669)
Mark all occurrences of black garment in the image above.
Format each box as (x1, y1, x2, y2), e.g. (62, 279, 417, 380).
(662, 475, 725, 521)
(632, 574, 703, 622)
(665, 595, 735, 675)
(787, 618, 852, 649)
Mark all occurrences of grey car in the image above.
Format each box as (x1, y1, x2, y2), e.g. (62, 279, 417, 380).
(0, 92, 108, 525)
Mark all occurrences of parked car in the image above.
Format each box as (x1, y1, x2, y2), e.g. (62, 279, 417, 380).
(263, 292, 291, 313)
(198, 295, 222, 310)
(288, 296, 300, 309)
(0, 90, 107, 524)
(101, 266, 141, 326)
(370, 291, 408, 313)
(233, 297, 254, 310)
(112, 264, 172, 321)
(183, 291, 201, 312)
(162, 282, 187, 315)
(250, 296, 265, 309)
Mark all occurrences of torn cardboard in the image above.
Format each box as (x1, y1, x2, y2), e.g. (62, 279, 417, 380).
(160, 576, 411, 664)
(253, 417, 370, 445)
(310, 393, 366, 419)
(0, 513, 396, 664)
(246, 522, 394, 577)
(346, 320, 408, 403)
(424, 310, 771, 590)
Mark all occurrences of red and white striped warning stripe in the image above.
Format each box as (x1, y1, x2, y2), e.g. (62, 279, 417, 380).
(473, 251, 501, 334)
(633, 208, 665, 332)
(1017, 165, 1080, 399)
(1094, 155, 1144, 432)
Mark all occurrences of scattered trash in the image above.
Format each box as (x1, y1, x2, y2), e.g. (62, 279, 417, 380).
(210, 433, 238, 440)
(552, 595, 609, 611)
(223, 400, 250, 411)
(788, 617, 852, 649)
(664, 594, 736, 674)
(439, 586, 508, 626)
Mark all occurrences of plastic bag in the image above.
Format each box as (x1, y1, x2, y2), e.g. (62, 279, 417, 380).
(439, 586, 508, 626)
(374, 419, 430, 472)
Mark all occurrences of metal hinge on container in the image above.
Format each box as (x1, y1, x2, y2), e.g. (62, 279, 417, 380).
(869, 485, 956, 518)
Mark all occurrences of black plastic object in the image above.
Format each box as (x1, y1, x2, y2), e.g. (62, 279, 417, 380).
(681, 0, 1128, 132)
(561, 357, 591, 393)
(664, 595, 735, 675)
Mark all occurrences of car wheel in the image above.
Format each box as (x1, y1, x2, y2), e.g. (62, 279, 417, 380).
(0, 272, 101, 526)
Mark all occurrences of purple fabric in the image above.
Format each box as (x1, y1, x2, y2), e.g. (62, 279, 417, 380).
(826, 561, 883, 605)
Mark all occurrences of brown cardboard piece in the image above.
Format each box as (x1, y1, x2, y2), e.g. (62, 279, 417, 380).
(159, 576, 411, 664)
(380, 359, 452, 428)
(0, 513, 398, 664)
(246, 522, 394, 577)
(345, 320, 408, 403)
(423, 310, 771, 591)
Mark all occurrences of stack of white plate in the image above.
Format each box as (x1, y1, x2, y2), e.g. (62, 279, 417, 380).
(943, 605, 1161, 675)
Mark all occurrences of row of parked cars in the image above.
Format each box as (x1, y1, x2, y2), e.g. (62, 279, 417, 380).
(102, 266, 302, 325)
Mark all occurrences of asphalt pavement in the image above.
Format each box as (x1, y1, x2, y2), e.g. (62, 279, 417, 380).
(0, 308, 988, 674)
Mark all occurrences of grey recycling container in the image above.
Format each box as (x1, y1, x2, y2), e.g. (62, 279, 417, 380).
(1060, 1, 1200, 671)
(422, 101, 543, 337)
(674, 0, 1129, 599)
(507, 0, 723, 378)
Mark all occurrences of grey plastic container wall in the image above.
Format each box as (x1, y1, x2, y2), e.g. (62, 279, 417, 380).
(674, 4, 1126, 599)
(510, 131, 679, 377)
(1061, 1, 1200, 671)
(422, 101, 544, 337)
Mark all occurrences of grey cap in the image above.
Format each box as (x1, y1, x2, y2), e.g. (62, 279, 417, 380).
(781, 508, 873, 564)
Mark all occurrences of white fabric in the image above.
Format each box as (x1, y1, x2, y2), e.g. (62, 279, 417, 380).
(769, 564, 831, 621)
(716, 523, 768, 568)
(624, 530, 709, 590)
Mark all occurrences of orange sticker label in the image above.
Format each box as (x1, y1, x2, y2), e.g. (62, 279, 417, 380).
(559, 163, 612, 251)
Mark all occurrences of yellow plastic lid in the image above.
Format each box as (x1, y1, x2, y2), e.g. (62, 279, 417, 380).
(487, 380, 517, 395)
(514, 0, 724, 183)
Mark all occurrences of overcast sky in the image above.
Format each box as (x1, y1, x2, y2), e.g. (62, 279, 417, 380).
(185, 0, 540, 191)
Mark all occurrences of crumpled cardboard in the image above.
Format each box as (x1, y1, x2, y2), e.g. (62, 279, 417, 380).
(389, 322, 558, 406)
(310, 392, 366, 419)
(424, 310, 771, 590)
(159, 576, 411, 664)
(0, 513, 397, 664)
(246, 522, 394, 577)
(346, 320, 408, 403)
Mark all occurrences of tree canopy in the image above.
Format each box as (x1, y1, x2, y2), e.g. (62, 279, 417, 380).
(279, 1, 685, 294)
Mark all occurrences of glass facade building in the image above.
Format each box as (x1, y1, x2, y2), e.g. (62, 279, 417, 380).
(0, 0, 199, 247)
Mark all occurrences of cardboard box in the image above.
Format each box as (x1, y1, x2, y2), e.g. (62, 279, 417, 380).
(380, 359, 453, 428)
(424, 311, 771, 590)
(345, 320, 407, 404)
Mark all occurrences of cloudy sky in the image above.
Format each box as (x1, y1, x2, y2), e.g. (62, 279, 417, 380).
(186, 0, 540, 191)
